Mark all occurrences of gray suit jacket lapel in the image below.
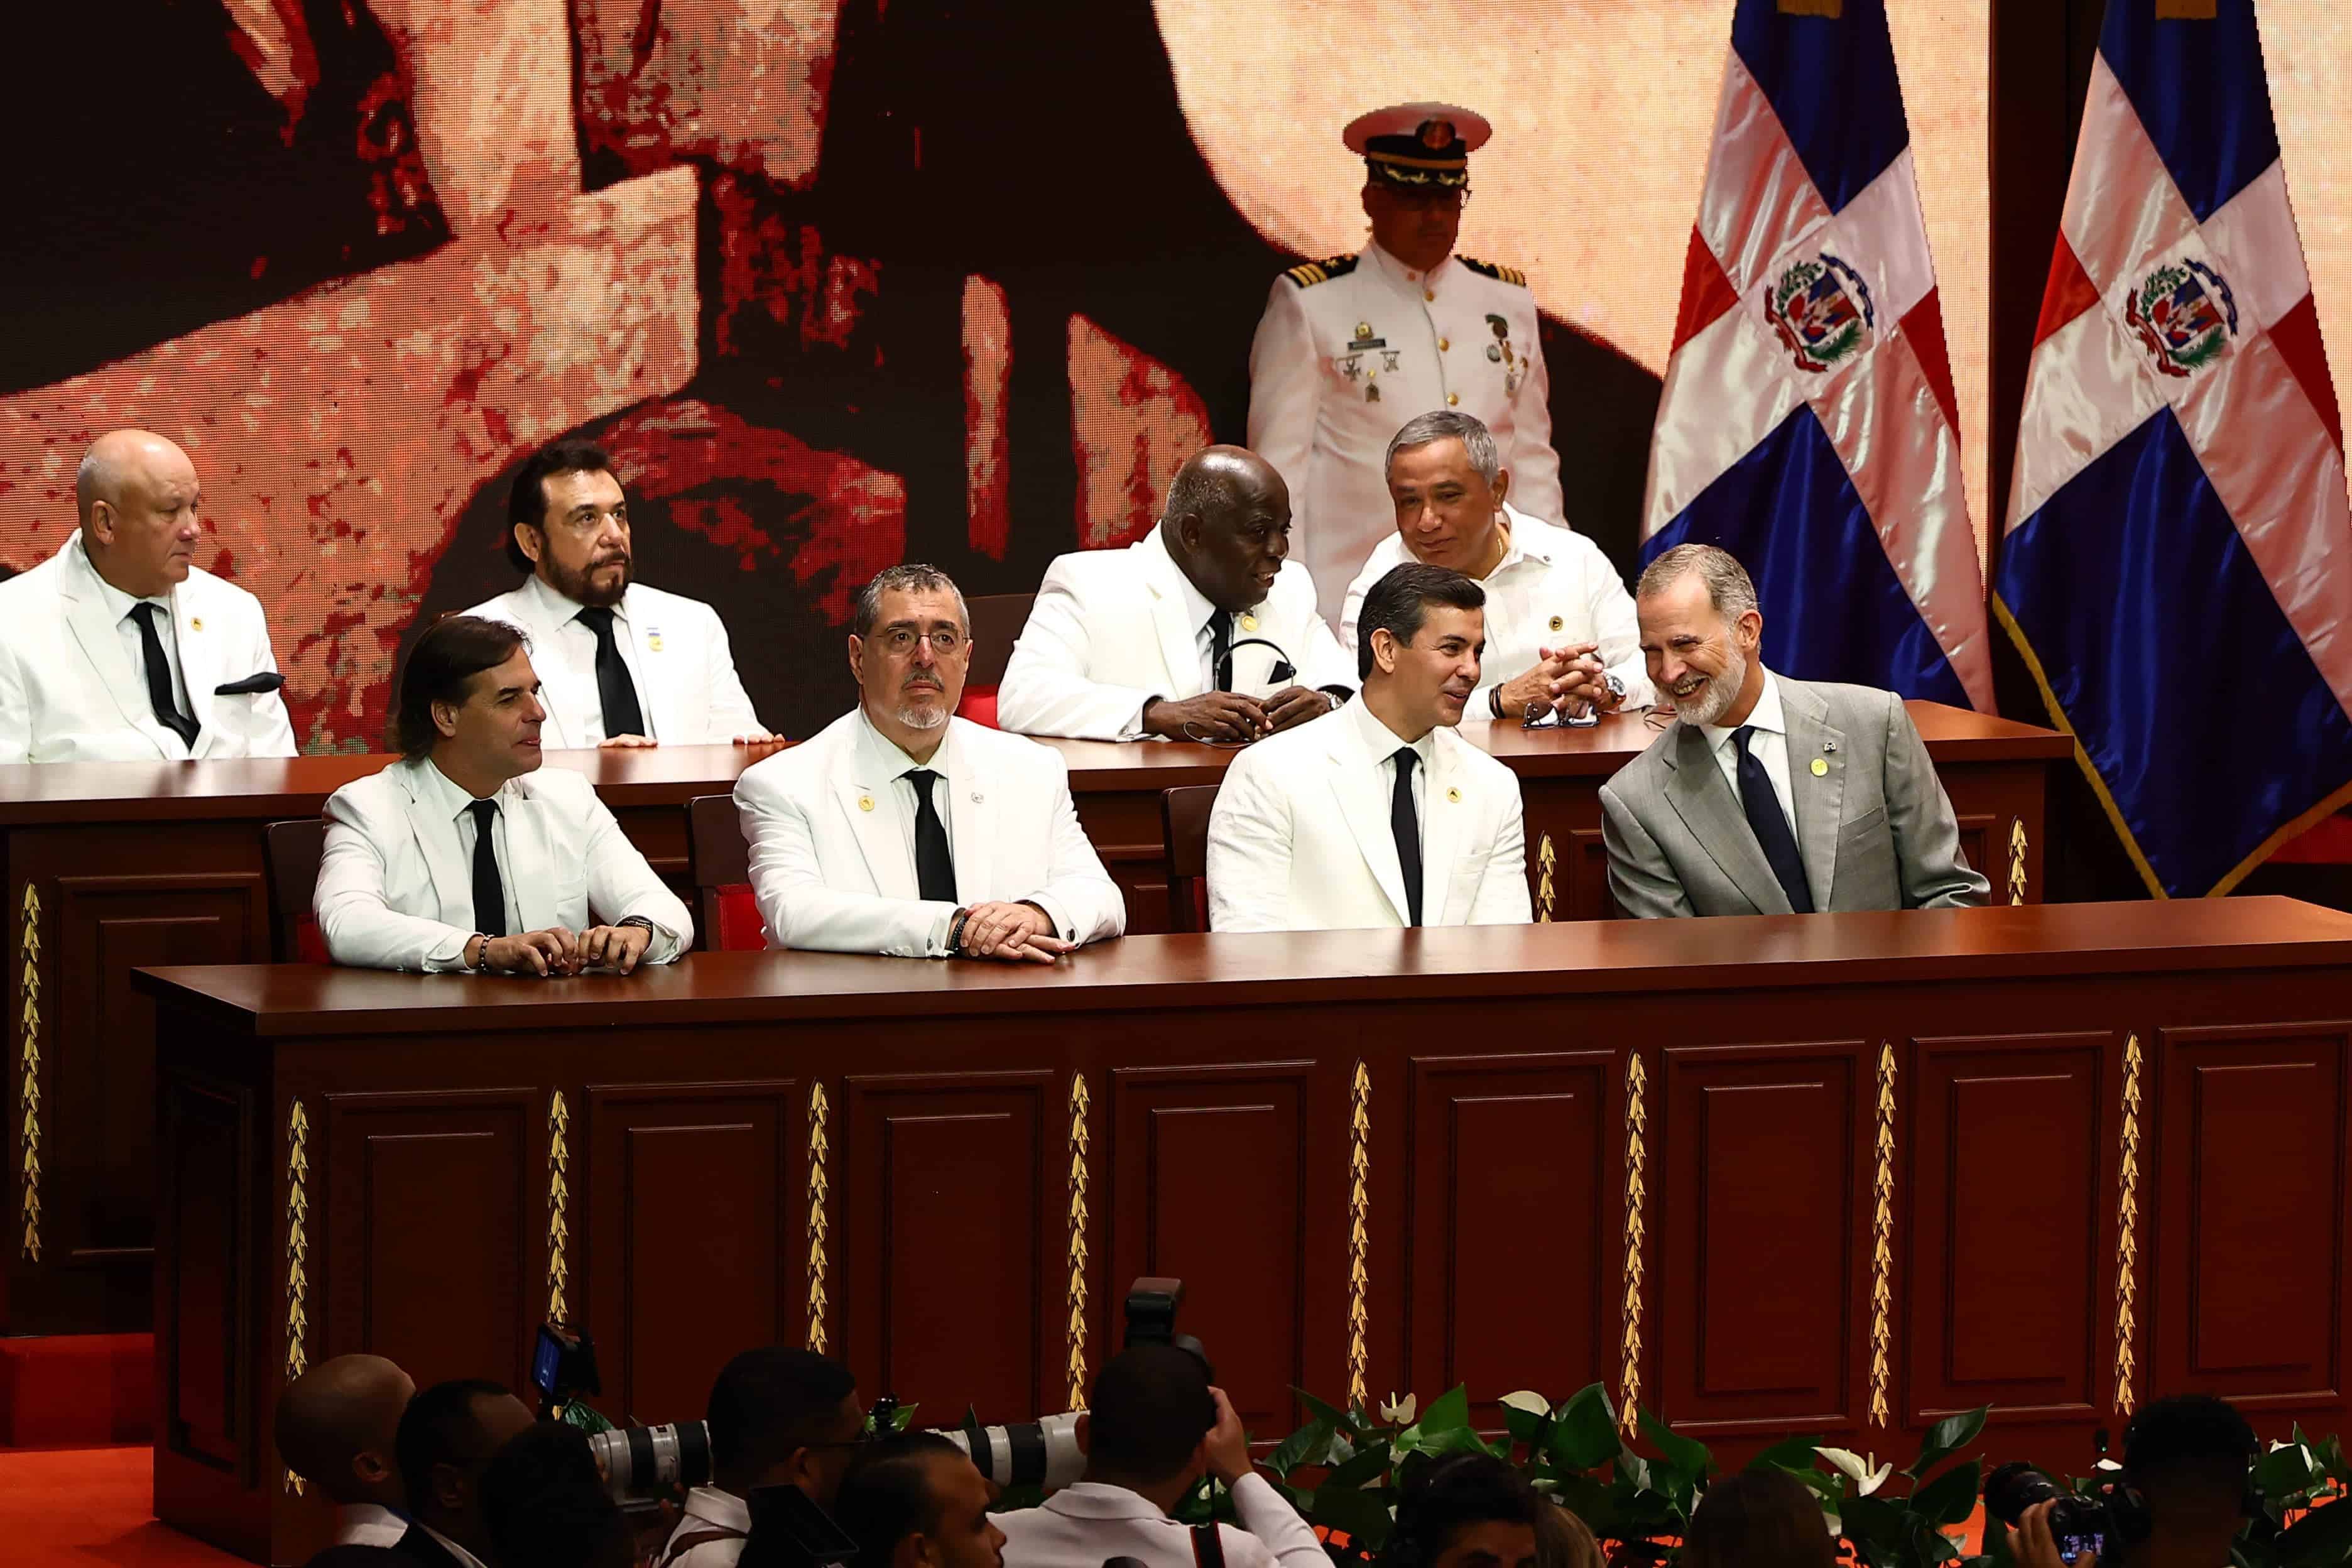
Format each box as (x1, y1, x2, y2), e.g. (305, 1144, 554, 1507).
(1662, 721, 1790, 915)
(1782, 680, 1846, 911)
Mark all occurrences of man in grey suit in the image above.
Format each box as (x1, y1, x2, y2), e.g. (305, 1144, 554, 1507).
(1599, 545, 1988, 919)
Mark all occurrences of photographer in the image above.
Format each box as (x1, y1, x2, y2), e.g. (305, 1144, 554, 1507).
(1381, 1454, 1544, 1568)
(393, 1379, 537, 1568)
(995, 1345, 1324, 1568)
(654, 1348, 864, 1568)
(2013, 1395, 2261, 1568)
(830, 1432, 1007, 1568)
(482, 1421, 631, 1568)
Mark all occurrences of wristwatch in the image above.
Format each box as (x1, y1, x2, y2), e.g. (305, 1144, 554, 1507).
(614, 915, 655, 934)
(1601, 672, 1628, 710)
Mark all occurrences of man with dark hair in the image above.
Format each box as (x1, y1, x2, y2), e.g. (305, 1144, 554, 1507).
(653, 1346, 865, 1568)
(831, 1434, 1006, 1568)
(482, 1421, 632, 1568)
(2014, 1394, 2261, 1568)
(462, 439, 774, 749)
(1383, 1454, 1544, 1568)
(996, 1346, 1323, 1568)
(1680, 1469, 1834, 1568)
(1601, 543, 1986, 918)
(1207, 563, 1528, 930)
(998, 445, 1354, 742)
(276, 1354, 416, 1549)
(316, 614, 693, 972)
(392, 1379, 535, 1568)
(733, 564, 1124, 959)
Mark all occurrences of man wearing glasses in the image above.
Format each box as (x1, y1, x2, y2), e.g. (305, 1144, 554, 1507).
(734, 565, 1126, 961)
(463, 439, 777, 748)
(1247, 102, 1562, 623)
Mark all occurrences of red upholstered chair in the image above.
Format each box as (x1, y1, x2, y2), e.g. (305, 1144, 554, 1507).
(1160, 785, 1220, 933)
(689, 794, 768, 951)
(263, 818, 332, 964)
(952, 592, 1035, 728)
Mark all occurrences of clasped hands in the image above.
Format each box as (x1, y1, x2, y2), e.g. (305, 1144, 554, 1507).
(1143, 686, 1331, 743)
(465, 924, 654, 976)
(1493, 641, 1619, 721)
(954, 901, 1075, 965)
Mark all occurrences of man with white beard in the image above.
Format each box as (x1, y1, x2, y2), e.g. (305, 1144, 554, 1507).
(732, 565, 1125, 959)
(1598, 545, 1986, 919)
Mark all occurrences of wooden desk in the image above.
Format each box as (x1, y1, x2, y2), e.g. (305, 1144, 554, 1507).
(139, 898, 2352, 1565)
(2, 704, 2061, 1334)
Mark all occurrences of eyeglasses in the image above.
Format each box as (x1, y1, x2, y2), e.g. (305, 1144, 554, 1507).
(878, 629, 967, 657)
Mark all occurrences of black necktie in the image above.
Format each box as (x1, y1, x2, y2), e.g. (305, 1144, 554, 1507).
(1207, 611, 1234, 691)
(128, 602, 199, 749)
(904, 770, 957, 903)
(468, 798, 508, 937)
(1732, 725, 1814, 913)
(1390, 747, 1424, 927)
(574, 607, 647, 739)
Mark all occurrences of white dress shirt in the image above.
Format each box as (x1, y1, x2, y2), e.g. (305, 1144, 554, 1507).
(513, 574, 653, 745)
(1702, 668, 1797, 834)
(858, 707, 958, 878)
(1340, 504, 1652, 711)
(416, 1521, 491, 1568)
(996, 1476, 1329, 1568)
(332, 1502, 408, 1549)
(410, 758, 526, 950)
(1347, 693, 1432, 845)
(81, 550, 193, 741)
(654, 1484, 750, 1567)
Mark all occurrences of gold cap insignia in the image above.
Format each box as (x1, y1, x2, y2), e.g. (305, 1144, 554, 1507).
(1420, 119, 1456, 150)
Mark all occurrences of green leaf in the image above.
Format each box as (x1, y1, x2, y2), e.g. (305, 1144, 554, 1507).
(2259, 1444, 2317, 1500)
(1546, 1472, 1616, 1530)
(1907, 1408, 1990, 1479)
(1310, 1481, 1395, 1550)
(1548, 1385, 1623, 1473)
(1914, 1461, 1983, 1528)
(1500, 1390, 1552, 1447)
(1295, 1389, 1366, 1437)
(1841, 1494, 1910, 1552)
(1415, 1385, 1473, 1439)
(1748, 1435, 1829, 1475)
(2274, 1491, 2352, 1568)
(1268, 1416, 1336, 1481)
(1638, 1408, 1715, 1484)
(1615, 1451, 1653, 1494)
(1325, 1444, 1394, 1490)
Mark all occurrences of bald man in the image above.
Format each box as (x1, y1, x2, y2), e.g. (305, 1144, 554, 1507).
(0, 430, 297, 762)
(276, 1354, 418, 1549)
(998, 446, 1356, 741)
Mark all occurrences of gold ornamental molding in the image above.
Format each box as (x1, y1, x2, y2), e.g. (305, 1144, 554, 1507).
(2114, 1033, 2145, 1413)
(2008, 819, 2030, 906)
(546, 1091, 571, 1322)
(285, 1097, 312, 1496)
(1346, 1060, 1371, 1408)
(1619, 1050, 1648, 1434)
(1065, 1074, 1091, 1408)
(18, 883, 40, 1263)
(1535, 833, 1558, 923)
(807, 1082, 831, 1354)
(1868, 1043, 1897, 1428)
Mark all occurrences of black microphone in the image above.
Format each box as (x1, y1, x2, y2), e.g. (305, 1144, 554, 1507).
(1216, 636, 1295, 692)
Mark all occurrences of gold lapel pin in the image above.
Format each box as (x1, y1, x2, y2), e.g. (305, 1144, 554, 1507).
(1240, 614, 1259, 631)
(190, 617, 204, 633)
(1446, 786, 1462, 803)
(858, 795, 875, 812)
(647, 633, 665, 653)
(1547, 615, 1563, 633)
(1810, 758, 1829, 777)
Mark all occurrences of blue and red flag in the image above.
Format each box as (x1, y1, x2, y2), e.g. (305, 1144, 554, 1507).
(1998, 0, 2352, 896)
(1642, 0, 1990, 713)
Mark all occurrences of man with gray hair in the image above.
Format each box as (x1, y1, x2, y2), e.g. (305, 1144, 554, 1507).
(734, 564, 1126, 959)
(1341, 411, 1648, 722)
(1599, 544, 1986, 918)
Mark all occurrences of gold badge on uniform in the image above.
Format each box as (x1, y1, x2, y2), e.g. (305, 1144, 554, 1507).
(1446, 787, 1462, 803)
(858, 795, 875, 812)
(190, 618, 204, 633)
(1810, 758, 1829, 777)
(1240, 614, 1259, 631)
(1356, 322, 1372, 339)
(648, 633, 664, 652)
(1548, 615, 1564, 633)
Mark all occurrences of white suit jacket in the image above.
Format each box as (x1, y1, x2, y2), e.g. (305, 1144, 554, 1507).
(1248, 241, 1561, 619)
(996, 527, 1355, 740)
(733, 710, 1126, 957)
(317, 757, 694, 971)
(996, 1478, 1328, 1568)
(462, 577, 767, 747)
(0, 532, 297, 763)
(1207, 702, 1530, 932)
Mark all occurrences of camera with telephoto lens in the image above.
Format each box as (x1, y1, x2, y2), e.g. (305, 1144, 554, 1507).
(875, 1275, 1208, 1493)
(1983, 1464, 2116, 1565)
(532, 1320, 716, 1496)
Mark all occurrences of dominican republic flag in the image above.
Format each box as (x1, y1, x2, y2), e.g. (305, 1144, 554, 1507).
(1998, 0, 2352, 898)
(1642, 0, 1990, 714)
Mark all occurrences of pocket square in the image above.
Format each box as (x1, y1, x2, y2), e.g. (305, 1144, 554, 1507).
(214, 672, 287, 696)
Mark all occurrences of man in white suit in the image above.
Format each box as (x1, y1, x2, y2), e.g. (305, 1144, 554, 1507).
(0, 429, 297, 763)
(1208, 563, 1528, 932)
(734, 564, 1125, 961)
(463, 439, 774, 749)
(996, 446, 1355, 742)
(316, 615, 694, 974)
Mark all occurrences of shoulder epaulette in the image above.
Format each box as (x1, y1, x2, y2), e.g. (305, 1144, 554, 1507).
(1282, 253, 1360, 289)
(1457, 256, 1529, 288)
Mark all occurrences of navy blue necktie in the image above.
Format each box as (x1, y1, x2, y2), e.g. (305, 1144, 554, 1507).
(1732, 725, 1812, 913)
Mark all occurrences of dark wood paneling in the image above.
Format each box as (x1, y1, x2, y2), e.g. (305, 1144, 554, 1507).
(1658, 1040, 1870, 1435)
(2152, 1023, 2351, 1412)
(157, 1069, 257, 1479)
(1106, 1062, 1312, 1429)
(582, 1080, 800, 1424)
(1404, 1052, 1617, 1421)
(321, 1087, 535, 1395)
(1907, 1032, 2117, 1424)
(842, 1071, 1056, 1422)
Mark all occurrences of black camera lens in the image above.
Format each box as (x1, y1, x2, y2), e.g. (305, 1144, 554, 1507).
(1984, 1464, 2066, 1524)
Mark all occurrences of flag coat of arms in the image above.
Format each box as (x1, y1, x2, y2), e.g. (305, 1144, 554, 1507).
(1642, 0, 1990, 713)
(1997, 0, 2352, 897)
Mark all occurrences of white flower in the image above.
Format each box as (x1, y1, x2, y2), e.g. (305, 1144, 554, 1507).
(1815, 1447, 1892, 1496)
(1380, 1393, 1418, 1425)
(1499, 1391, 1552, 1421)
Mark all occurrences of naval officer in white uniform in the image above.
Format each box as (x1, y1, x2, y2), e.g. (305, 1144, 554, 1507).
(1247, 102, 1562, 621)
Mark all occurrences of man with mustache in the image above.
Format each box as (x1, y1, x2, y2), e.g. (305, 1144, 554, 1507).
(463, 440, 775, 749)
(1206, 563, 1529, 932)
(1600, 545, 1987, 919)
(315, 614, 694, 974)
(997, 445, 1354, 742)
(1248, 103, 1563, 621)
(0, 428, 297, 762)
(733, 564, 1125, 959)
